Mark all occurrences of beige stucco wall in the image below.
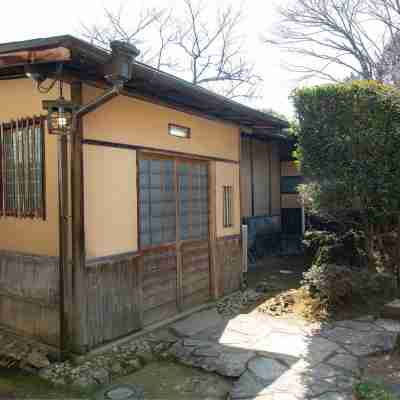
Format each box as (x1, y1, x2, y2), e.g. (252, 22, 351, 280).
(0, 78, 69, 256)
(82, 84, 241, 256)
(215, 161, 241, 238)
(281, 161, 301, 177)
(82, 85, 239, 162)
(84, 145, 138, 258)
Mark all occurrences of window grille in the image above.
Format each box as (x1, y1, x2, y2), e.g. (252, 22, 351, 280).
(0, 117, 45, 219)
(139, 157, 177, 248)
(178, 162, 208, 241)
(139, 156, 209, 248)
(223, 185, 233, 228)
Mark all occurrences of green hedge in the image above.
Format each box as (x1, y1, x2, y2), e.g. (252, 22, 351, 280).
(293, 80, 400, 224)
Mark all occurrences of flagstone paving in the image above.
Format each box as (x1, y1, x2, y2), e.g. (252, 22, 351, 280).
(168, 310, 400, 400)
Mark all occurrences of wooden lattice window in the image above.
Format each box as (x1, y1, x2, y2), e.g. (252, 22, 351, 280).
(223, 185, 234, 228)
(139, 155, 209, 248)
(139, 157, 177, 248)
(178, 161, 209, 241)
(0, 117, 46, 219)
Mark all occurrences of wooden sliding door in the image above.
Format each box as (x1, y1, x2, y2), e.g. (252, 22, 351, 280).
(138, 153, 211, 321)
(177, 160, 210, 310)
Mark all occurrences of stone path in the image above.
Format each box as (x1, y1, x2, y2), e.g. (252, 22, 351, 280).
(168, 309, 400, 400)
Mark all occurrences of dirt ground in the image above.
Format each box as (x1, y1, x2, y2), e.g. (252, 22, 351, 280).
(246, 255, 306, 291)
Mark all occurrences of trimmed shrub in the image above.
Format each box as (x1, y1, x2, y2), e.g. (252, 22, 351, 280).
(302, 264, 354, 308)
(303, 229, 366, 267)
(302, 263, 395, 312)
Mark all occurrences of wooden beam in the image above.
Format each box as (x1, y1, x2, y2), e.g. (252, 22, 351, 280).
(82, 139, 239, 164)
(0, 47, 71, 67)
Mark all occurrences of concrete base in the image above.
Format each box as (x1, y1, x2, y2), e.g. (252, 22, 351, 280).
(382, 299, 400, 320)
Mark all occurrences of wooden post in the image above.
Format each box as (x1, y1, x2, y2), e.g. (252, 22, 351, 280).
(209, 161, 219, 299)
(70, 82, 87, 351)
(57, 134, 68, 357)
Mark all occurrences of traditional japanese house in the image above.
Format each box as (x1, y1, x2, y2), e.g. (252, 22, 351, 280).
(0, 35, 292, 352)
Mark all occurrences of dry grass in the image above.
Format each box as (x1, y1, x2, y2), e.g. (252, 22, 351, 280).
(257, 287, 330, 322)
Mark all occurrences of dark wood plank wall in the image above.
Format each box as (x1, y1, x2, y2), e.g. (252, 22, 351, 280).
(84, 255, 141, 349)
(0, 235, 242, 351)
(142, 248, 178, 327)
(181, 240, 211, 310)
(216, 236, 242, 296)
(0, 251, 60, 346)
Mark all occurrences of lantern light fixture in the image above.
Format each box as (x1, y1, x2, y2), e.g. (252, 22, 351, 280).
(42, 97, 77, 136)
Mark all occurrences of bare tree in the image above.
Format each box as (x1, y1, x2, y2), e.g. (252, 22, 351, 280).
(368, 0, 400, 84)
(173, 0, 262, 99)
(266, 0, 390, 82)
(80, 1, 262, 100)
(81, 5, 178, 69)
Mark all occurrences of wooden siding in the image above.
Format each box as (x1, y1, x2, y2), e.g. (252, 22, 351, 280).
(142, 248, 178, 327)
(240, 136, 281, 222)
(0, 251, 59, 346)
(181, 240, 211, 310)
(84, 255, 141, 349)
(271, 142, 281, 216)
(215, 236, 242, 296)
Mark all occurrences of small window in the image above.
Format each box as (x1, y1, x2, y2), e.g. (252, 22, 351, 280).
(168, 124, 191, 138)
(223, 185, 234, 228)
(0, 117, 46, 219)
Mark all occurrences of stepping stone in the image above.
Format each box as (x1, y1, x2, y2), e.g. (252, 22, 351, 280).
(214, 349, 255, 377)
(230, 371, 266, 399)
(253, 333, 339, 365)
(170, 309, 224, 337)
(333, 320, 382, 333)
(247, 357, 289, 383)
(374, 318, 400, 333)
(382, 299, 400, 320)
(326, 353, 360, 374)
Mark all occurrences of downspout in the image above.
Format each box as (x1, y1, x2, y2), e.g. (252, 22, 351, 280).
(73, 83, 123, 121)
(63, 41, 140, 355)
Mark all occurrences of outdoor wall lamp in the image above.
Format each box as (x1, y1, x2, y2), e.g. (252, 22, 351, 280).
(42, 97, 77, 136)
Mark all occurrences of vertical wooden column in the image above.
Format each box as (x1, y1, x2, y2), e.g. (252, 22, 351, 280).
(175, 159, 183, 311)
(70, 82, 87, 351)
(208, 161, 219, 299)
